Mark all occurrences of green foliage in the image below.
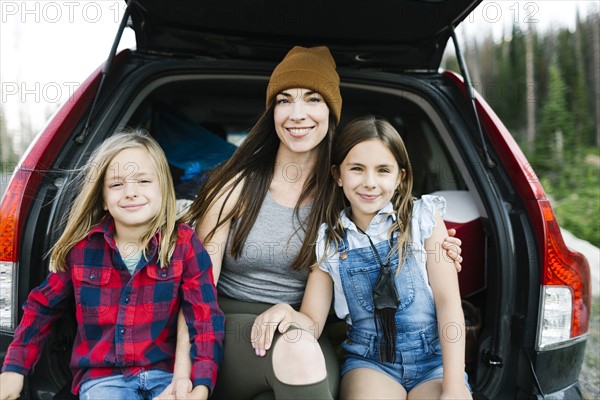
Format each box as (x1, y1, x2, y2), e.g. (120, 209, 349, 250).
(556, 28, 593, 148)
(485, 27, 528, 135)
(0, 105, 18, 165)
(443, 12, 600, 246)
(535, 63, 574, 177)
(444, 54, 460, 74)
(541, 148, 600, 248)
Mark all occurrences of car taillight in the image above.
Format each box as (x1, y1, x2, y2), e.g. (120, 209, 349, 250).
(0, 55, 110, 333)
(538, 286, 572, 347)
(0, 171, 26, 331)
(0, 261, 18, 331)
(536, 200, 591, 350)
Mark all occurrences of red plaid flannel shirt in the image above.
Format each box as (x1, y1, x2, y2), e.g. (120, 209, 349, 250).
(2, 217, 224, 394)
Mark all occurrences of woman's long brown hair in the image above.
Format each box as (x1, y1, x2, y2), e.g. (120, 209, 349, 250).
(182, 102, 337, 271)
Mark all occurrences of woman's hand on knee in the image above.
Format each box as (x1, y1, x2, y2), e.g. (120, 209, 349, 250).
(252, 303, 295, 357)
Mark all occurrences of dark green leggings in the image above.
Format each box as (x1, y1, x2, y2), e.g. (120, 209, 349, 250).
(211, 297, 339, 400)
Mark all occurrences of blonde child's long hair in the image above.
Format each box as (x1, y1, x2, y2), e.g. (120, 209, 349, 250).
(49, 129, 178, 272)
(323, 115, 414, 267)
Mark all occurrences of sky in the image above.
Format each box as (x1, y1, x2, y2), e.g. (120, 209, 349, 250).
(1, 0, 599, 154)
(459, 0, 598, 39)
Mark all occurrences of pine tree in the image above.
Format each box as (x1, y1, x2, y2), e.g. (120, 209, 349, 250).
(0, 105, 17, 164)
(536, 63, 573, 182)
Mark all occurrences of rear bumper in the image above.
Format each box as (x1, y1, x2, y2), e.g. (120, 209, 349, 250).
(518, 382, 585, 399)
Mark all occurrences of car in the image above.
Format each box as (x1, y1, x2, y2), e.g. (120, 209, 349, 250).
(0, 0, 592, 398)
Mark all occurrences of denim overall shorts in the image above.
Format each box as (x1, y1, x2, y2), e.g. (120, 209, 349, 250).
(337, 234, 470, 392)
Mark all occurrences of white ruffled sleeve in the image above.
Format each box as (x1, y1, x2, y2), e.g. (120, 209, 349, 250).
(315, 223, 337, 273)
(315, 223, 350, 321)
(409, 195, 447, 291)
(415, 195, 447, 242)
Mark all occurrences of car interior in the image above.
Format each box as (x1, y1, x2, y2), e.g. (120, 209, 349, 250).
(41, 75, 488, 396)
(124, 75, 487, 365)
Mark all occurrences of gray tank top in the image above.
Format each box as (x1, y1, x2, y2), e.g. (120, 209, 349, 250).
(218, 191, 311, 306)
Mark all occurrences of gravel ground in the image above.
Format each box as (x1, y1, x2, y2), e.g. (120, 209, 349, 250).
(562, 230, 600, 398)
(580, 295, 600, 399)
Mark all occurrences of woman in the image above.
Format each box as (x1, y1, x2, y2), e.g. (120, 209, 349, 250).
(165, 46, 463, 400)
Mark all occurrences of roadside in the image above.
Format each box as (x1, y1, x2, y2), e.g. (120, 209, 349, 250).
(580, 296, 600, 399)
(560, 230, 600, 397)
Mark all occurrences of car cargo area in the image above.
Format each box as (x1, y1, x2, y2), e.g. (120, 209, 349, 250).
(21, 70, 501, 399)
(126, 74, 492, 378)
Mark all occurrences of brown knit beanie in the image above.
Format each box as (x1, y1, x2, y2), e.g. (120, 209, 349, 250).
(266, 46, 342, 123)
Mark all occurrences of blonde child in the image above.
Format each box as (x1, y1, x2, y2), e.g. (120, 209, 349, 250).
(253, 115, 472, 399)
(0, 131, 224, 400)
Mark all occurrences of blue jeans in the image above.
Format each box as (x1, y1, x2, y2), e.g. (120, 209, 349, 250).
(79, 370, 173, 400)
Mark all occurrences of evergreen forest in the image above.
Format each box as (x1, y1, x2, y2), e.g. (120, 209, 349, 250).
(445, 11, 600, 247)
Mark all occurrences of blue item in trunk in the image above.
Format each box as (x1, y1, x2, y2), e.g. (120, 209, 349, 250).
(152, 103, 236, 181)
